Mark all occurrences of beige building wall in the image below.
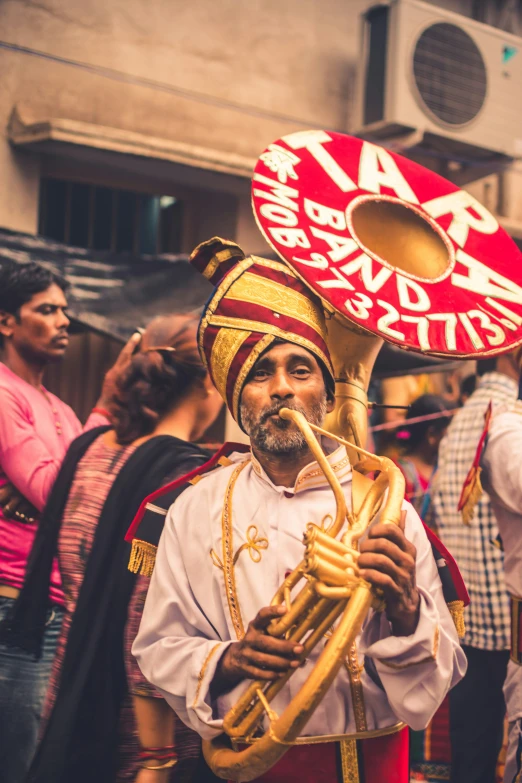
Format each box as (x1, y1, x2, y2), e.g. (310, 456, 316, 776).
(1, 0, 513, 242)
(1, 0, 520, 427)
(0, 0, 359, 238)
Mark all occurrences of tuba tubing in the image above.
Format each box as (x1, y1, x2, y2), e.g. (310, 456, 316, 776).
(203, 409, 405, 781)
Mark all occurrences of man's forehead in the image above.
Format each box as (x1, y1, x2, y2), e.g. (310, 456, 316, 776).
(28, 284, 67, 307)
(254, 341, 317, 366)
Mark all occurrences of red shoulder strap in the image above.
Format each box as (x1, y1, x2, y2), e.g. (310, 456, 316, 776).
(422, 521, 470, 606)
(124, 442, 249, 542)
(457, 400, 492, 513)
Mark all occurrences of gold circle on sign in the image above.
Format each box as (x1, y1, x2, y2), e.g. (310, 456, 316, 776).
(347, 195, 454, 283)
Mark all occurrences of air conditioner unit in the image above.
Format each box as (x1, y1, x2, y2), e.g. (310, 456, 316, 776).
(356, 0, 522, 162)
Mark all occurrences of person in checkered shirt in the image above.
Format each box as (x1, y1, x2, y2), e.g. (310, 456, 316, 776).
(432, 356, 517, 783)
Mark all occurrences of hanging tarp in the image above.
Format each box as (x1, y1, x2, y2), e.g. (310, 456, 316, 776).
(0, 228, 461, 376)
(0, 228, 212, 342)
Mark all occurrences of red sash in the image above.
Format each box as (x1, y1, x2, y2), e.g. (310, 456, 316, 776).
(229, 728, 409, 782)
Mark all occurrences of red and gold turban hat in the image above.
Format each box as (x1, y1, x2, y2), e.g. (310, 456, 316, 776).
(190, 237, 335, 423)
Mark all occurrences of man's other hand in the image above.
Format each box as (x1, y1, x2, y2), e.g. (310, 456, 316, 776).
(97, 330, 143, 410)
(211, 605, 303, 698)
(358, 510, 420, 636)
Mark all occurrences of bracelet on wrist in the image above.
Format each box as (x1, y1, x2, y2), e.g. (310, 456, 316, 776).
(139, 746, 177, 769)
(141, 758, 177, 770)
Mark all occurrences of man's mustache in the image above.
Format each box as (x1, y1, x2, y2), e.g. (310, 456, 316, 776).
(259, 402, 304, 425)
(51, 330, 69, 343)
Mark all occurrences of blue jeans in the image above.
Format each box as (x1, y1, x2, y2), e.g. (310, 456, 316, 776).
(0, 596, 63, 783)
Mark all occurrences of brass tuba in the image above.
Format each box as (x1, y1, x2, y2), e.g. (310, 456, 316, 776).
(203, 313, 406, 782)
(203, 126, 522, 780)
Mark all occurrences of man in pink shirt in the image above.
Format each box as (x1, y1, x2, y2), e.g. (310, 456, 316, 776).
(0, 261, 136, 783)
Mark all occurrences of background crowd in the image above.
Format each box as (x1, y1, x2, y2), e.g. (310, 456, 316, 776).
(0, 258, 515, 783)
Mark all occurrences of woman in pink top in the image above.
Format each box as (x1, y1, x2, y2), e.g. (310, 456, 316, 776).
(0, 260, 135, 783)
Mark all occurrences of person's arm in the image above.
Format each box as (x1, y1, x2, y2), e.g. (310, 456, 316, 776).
(0, 396, 105, 519)
(0, 387, 71, 512)
(482, 409, 522, 514)
(133, 696, 175, 783)
(358, 502, 467, 730)
(125, 577, 177, 783)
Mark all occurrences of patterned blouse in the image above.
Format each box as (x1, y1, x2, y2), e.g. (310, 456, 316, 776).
(431, 372, 514, 651)
(43, 434, 201, 782)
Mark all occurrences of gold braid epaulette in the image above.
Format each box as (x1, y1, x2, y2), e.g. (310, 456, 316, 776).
(127, 455, 236, 577)
(128, 539, 157, 577)
(460, 466, 484, 526)
(447, 599, 466, 639)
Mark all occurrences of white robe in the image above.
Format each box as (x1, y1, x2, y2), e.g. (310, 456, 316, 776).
(133, 444, 466, 741)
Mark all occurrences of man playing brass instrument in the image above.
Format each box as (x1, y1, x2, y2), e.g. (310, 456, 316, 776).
(133, 239, 467, 783)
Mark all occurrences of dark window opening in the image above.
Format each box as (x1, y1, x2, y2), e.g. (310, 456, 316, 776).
(39, 178, 183, 254)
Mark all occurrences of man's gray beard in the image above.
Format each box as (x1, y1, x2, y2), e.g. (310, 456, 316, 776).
(240, 393, 328, 455)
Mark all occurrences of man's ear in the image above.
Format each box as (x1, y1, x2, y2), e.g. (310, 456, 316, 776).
(326, 390, 336, 413)
(0, 310, 15, 339)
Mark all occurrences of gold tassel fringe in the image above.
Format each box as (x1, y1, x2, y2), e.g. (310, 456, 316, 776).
(460, 466, 483, 526)
(447, 599, 466, 639)
(128, 539, 157, 576)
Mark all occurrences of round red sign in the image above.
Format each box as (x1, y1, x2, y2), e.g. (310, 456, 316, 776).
(252, 131, 522, 358)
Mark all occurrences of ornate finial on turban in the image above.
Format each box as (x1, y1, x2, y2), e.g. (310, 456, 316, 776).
(190, 237, 246, 286)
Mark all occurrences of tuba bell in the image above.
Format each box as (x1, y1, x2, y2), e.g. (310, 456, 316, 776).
(203, 131, 522, 781)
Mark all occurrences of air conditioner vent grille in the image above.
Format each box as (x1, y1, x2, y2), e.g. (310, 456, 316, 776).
(412, 22, 487, 126)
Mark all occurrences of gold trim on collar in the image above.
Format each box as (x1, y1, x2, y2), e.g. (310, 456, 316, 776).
(210, 327, 251, 401)
(224, 272, 327, 339)
(250, 447, 351, 493)
(295, 455, 351, 490)
(221, 459, 250, 639)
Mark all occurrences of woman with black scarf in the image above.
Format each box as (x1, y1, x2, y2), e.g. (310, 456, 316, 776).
(0, 313, 222, 783)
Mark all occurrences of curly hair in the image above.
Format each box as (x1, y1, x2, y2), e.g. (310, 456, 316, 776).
(110, 314, 206, 445)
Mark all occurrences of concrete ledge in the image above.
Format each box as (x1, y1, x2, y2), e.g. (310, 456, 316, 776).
(8, 105, 256, 179)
